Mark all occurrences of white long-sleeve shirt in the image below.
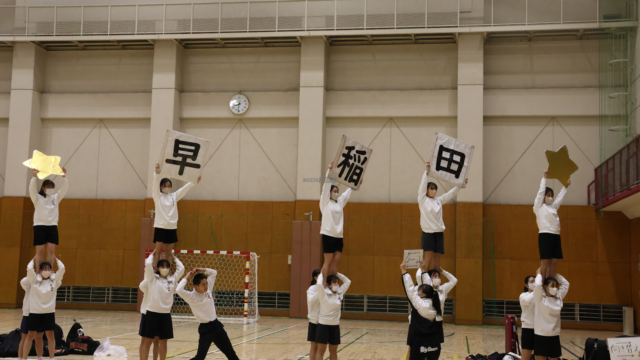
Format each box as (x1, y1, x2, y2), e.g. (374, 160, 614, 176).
(152, 173, 194, 230)
(144, 253, 185, 314)
(27, 259, 65, 314)
(418, 171, 459, 233)
(20, 277, 31, 316)
(316, 273, 351, 326)
(320, 170, 352, 238)
(176, 269, 218, 323)
(307, 285, 320, 324)
(139, 279, 150, 314)
(402, 273, 437, 321)
(519, 289, 536, 329)
(417, 268, 457, 321)
(29, 177, 68, 226)
(533, 178, 567, 235)
(533, 273, 569, 337)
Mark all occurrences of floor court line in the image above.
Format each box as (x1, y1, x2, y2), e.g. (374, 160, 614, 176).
(204, 322, 306, 356)
(165, 327, 274, 358)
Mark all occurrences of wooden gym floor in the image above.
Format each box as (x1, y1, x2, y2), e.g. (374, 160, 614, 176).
(0, 309, 623, 360)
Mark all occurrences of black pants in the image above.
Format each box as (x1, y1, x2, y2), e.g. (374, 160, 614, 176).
(192, 319, 238, 360)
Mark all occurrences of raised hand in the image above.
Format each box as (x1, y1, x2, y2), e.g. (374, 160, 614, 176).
(62, 167, 67, 177)
(543, 168, 548, 178)
(328, 161, 334, 170)
(197, 176, 202, 184)
(32, 169, 38, 177)
(400, 261, 407, 274)
(567, 179, 571, 187)
(155, 163, 160, 174)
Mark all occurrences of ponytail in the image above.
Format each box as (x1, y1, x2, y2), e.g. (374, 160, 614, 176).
(310, 269, 321, 286)
(419, 284, 442, 317)
(523, 275, 534, 293)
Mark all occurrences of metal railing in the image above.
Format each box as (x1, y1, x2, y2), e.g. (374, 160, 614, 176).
(0, 0, 635, 37)
(56, 285, 138, 304)
(588, 135, 640, 206)
(483, 299, 625, 324)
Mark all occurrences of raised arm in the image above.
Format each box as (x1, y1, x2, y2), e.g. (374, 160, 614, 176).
(338, 188, 352, 208)
(437, 186, 460, 205)
(534, 177, 547, 210)
(175, 278, 192, 302)
(307, 285, 318, 304)
(520, 291, 535, 306)
(402, 273, 421, 306)
(173, 256, 186, 283)
(57, 177, 69, 201)
(27, 259, 36, 284)
(337, 272, 351, 294)
(175, 181, 196, 201)
(320, 169, 332, 210)
(533, 274, 543, 303)
(441, 269, 458, 295)
(54, 259, 65, 288)
(29, 178, 39, 205)
(144, 252, 156, 281)
(416, 268, 423, 286)
(555, 274, 570, 300)
(552, 187, 567, 210)
(152, 172, 160, 201)
(418, 171, 429, 202)
(316, 274, 327, 303)
(205, 269, 217, 295)
(139, 279, 148, 294)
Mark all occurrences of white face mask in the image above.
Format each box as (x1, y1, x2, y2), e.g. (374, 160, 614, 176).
(547, 287, 557, 296)
(432, 278, 441, 287)
(161, 188, 171, 194)
(45, 188, 55, 196)
(528, 283, 536, 291)
(544, 196, 554, 205)
(330, 192, 338, 201)
(159, 268, 170, 276)
(41, 270, 52, 279)
(331, 284, 339, 292)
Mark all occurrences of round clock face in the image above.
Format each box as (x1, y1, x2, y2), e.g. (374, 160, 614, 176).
(229, 94, 249, 115)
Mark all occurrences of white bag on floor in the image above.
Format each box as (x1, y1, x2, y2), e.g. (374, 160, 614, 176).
(93, 338, 127, 357)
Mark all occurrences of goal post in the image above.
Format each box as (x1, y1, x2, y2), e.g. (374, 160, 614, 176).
(144, 249, 259, 324)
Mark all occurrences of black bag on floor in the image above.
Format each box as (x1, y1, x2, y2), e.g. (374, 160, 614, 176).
(29, 323, 69, 357)
(583, 338, 611, 360)
(66, 320, 100, 355)
(0, 329, 22, 358)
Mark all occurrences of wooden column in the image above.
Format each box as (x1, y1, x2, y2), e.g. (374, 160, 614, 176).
(290, 220, 323, 318)
(137, 218, 155, 312)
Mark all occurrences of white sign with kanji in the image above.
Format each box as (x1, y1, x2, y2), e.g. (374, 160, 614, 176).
(330, 135, 372, 191)
(159, 130, 210, 184)
(608, 337, 640, 360)
(428, 132, 474, 188)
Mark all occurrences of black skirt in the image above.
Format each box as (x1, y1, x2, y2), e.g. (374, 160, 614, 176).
(521, 328, 535, 350)
(436, 320, 444, 343)
(534, 334, 562, 358)
(27, 312, 56, 333)
(315, 324, 340, 345)
(409, 334, 441, 360)
(307, 322, 318, 342)
(153, 228, 178, 244)
(33, 225, 59, 246)
(141, 311, 174, 340)
(138, 313, 146, 336)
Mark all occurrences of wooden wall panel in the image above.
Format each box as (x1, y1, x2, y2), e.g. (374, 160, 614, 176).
(247, 202, 272, 254)
(55, 247, 77, 285)
(0, 197, 25, 247)
(345, 203, 375, 257)
(598, 262, 631, 305)
(258, 253, 271, 292)
(122, 249, 140, 287)
(196, 201, 222, 251)
(294, 200, 320, 221)
(99, 249, 124, 287)
(75, 248, 101, 286)
(597, 218, 631, 263)
(102, 200, 127, 250)
(483, 259, 510, 300)
(508, 259, 539, 300)
(0, 247, 21, 304)
(401, 203, 421, 251)
(271, 253, 290, 292)
(442, 204, 456, 259)
(564, 262, 598, 303)
(374, 203, 402, 257)
(58, 199, 79, 249)
(174, 200, 198, 251)
(272, 202, 294, 255)
(631, 219, 640, 334)
(455, 258, 483, 324)
(373, 255, 404, 296)
(221, 201, 248, 251)
(77, 199, 103, 250)
(347, 255, 374, 295)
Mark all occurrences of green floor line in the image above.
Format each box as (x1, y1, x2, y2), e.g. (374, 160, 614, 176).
(466, 336, 470, 354)
(206, 323, 301, 356)
(324, 332, 369, 360)
(165, 326, 273, 358)
(570, 341, 585, 351)
(296, 331, 352, 360)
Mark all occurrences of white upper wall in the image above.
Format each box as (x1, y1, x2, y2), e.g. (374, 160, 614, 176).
(485, 40, 599, 89)
(182, 48, 301, 92)
(44, 50, 154, 93)
(327, 44, 458, 91)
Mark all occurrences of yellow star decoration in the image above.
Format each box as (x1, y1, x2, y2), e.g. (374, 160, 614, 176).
(545, 145, 578, 188)
(23, 150, 64, 180)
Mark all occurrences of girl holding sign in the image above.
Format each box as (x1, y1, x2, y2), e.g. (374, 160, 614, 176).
(319, 162, 361, 285)
(533, 168, 570, 278)
(418, 162, 466, 272)
(152, 163, 200, 268)
(533, 269, 569, 360)
(29, 167, 68, 271)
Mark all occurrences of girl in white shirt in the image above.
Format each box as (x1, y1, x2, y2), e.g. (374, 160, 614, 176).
(29, 168, 68, 271)
(401, 262, 441, 360)
(533, 168, 570, 278)
(314, 272, 351, 360)
(519, 275, 537, 360)
(19, 276, 43, 360)
(152, 163, 200, 269)
(23, 257, 65, 360)
(140, 250, 185, 360)
(533, 271, 569, 360)
(306, 269, 321, 360)
(418, 162, 466, 271)
(416, 267, 457, 344)
(319, 162, 361, 284)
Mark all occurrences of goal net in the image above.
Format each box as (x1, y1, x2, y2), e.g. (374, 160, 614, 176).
(145, 250, 259, 324)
